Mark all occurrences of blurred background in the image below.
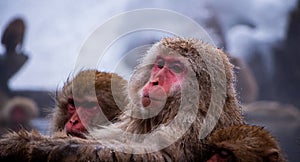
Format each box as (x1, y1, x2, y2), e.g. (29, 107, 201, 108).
(0, 0, 299, 161)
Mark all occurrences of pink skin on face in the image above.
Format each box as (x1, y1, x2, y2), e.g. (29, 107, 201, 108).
(142, 55, 187, 108)
(65, 97, 99, 138)
(11, 106, 26, 123)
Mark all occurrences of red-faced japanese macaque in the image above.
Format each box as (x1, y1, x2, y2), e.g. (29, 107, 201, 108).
(51, 70, 127, 138)
(0, 97, 38, 136)
(0, 37, 244, 161)
(79, 37, 244, 160)
(207, 125, 286, 162)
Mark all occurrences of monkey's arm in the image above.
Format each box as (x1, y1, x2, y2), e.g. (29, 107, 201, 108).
(0, 130, 59, 161)
(48, 144, 173, 162)
(0, 130, 172, 162)
(0, 130, 95, 161)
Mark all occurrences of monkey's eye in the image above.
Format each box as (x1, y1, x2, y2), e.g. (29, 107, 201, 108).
(218, 148, 232, 159)
(68, 106, 75, 113)
(67, 98, 76, 114)
(170, 62, 184, 73)
(68, 98, 75, 107)
(156, 58, 165, 69)
(79, 101, 98, 109)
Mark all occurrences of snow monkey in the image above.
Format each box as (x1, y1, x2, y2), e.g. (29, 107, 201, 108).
(0, 37, 244, 161)
(0, 97, 38, 136)
(206, 125, 286, 162)
(51, 70, 127, 138)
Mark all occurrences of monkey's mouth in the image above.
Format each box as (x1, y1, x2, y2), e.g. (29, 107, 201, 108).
(142, 94, 151, 107)
(142, 93, 165, 108)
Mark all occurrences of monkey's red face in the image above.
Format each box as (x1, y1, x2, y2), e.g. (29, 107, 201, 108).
(11, 106, 26, 123)
(65, 96, 100, 138)
(142, 55, 187, 108)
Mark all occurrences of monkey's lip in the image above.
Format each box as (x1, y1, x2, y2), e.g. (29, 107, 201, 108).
(142, 94, 165, 108)
(142, 94, 164, 101)
(142, 86, 166, 107)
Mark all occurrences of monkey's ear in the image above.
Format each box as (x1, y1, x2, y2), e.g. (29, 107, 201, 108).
(265, 148, 279, 162)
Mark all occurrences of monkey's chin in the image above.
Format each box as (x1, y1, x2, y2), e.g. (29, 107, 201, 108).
(138, 96, 166, 119)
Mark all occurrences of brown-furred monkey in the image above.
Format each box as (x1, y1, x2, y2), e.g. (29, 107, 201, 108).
(51, 70, 127, 138)
(0, 97, 38, 136)
(0, 37, 244, 161)
(207, 125, 286, 162)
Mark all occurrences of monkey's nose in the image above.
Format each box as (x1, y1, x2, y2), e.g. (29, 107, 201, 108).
(150, 77, 160, 86)
(70, 119, 79, 125)
(151, 81, 159, 86)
